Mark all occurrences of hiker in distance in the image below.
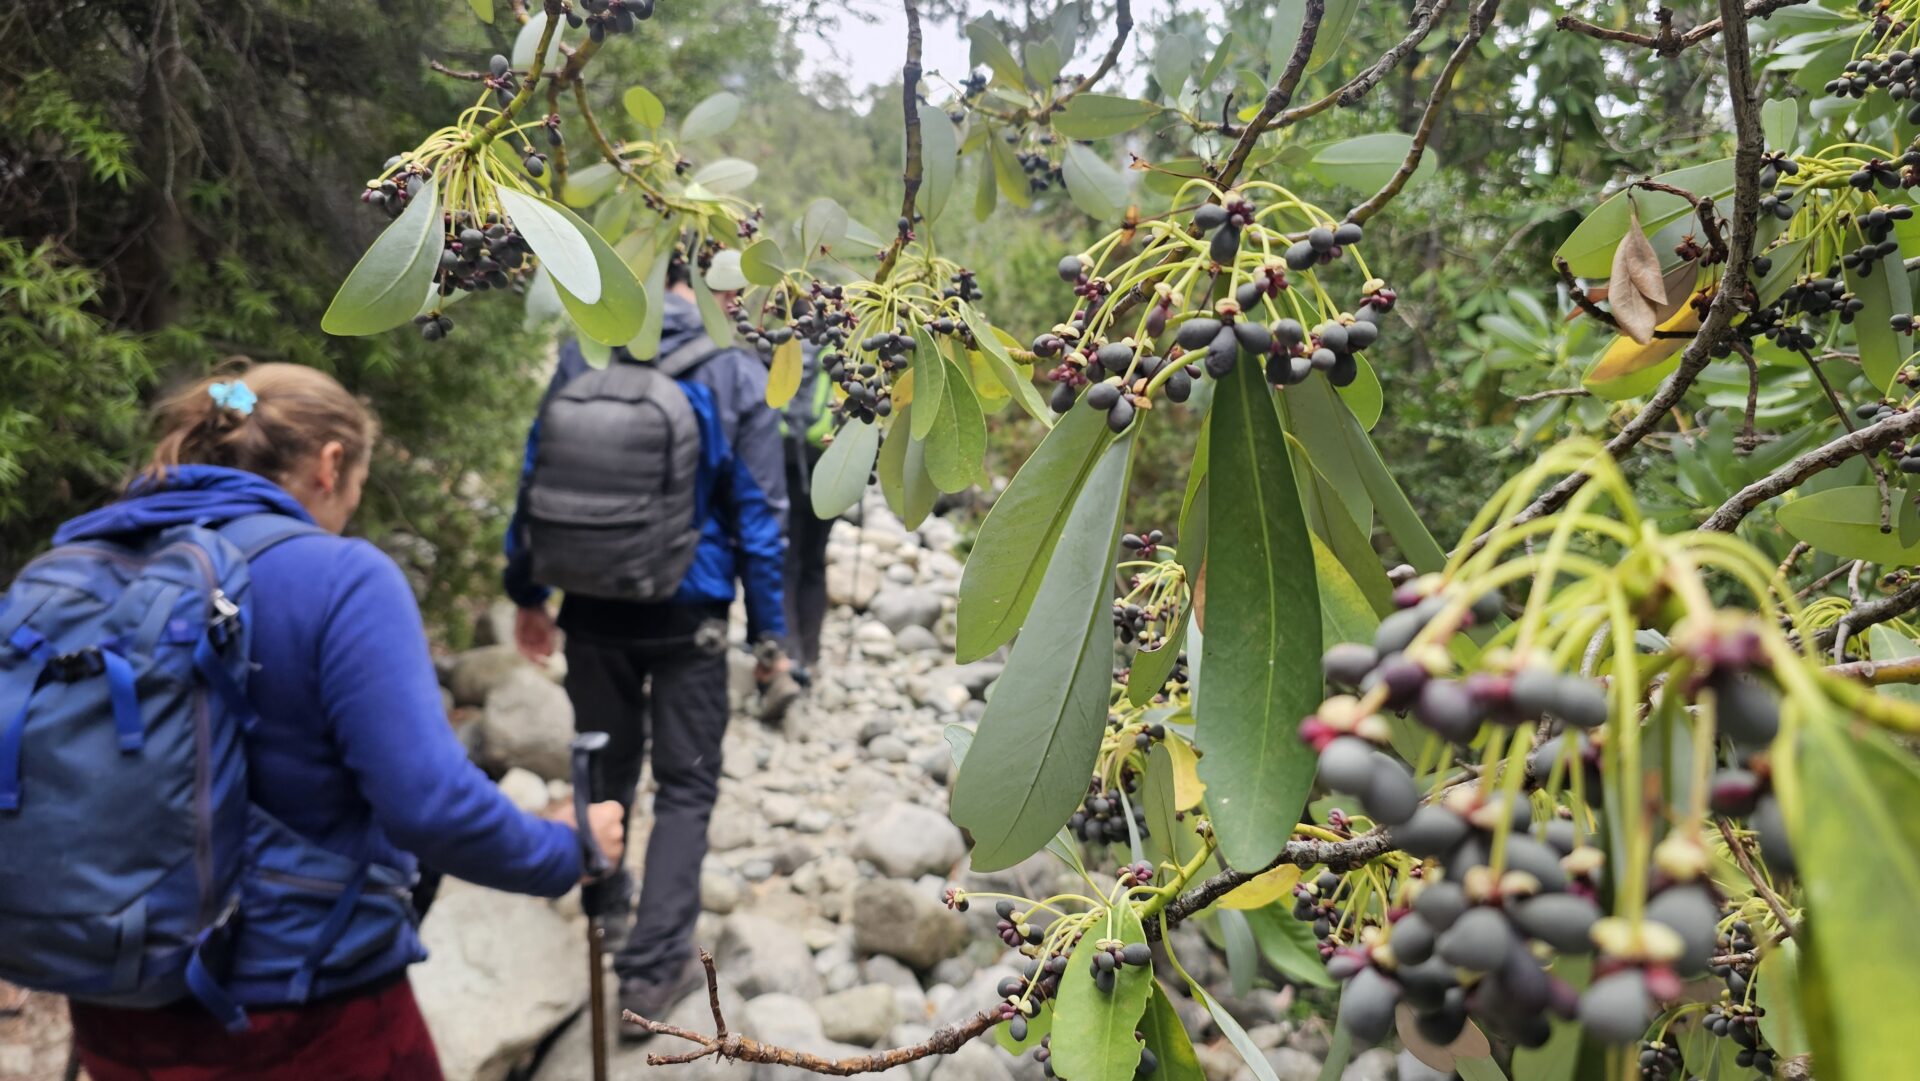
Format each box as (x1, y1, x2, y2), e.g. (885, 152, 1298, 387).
(506, 250, 797, 1031)
(780, 340, 837, 684)
(0, 364, 624, 1081)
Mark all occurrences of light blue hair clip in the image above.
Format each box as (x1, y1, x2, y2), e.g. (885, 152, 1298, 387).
(208, 380, 257, 416)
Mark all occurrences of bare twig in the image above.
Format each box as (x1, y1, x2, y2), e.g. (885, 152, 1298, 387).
(1825, 653, 1920, 685)
(1151, 829, 1396, 935)
(1716, 818, 1798, 937)
(429, 60, 492, 82)
(1699, 407, 1920, 531)
(1515, 387, 1594, 404)
(1555, 0, 1810, 55)
(1213, 0, 1324, 190)
(1811, 577, 1920, 650)
(1466, 0, 1767, 553)
(1633, 178, 1728, 264)
(1280, 0, 1453, 125)
(875, 0, 924, 284)
(1556, 255, 1620, 330)
(1349, 0, 1502, 225)
(625, 951, 997, 1073)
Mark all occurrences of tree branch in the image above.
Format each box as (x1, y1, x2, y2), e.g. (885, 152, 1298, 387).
(626, 951, 998, 1074)
(1812, 578, 1920, 650)
(1716, 818, 1798, 937)
(1467, 0, 1767, 552)
(1148, 829, 1395, 938)
(1348, 0, 1500, 225)
(1280, 0, 1452, 125)
(1212, 0, 1324, 190)
(1032, 0, 1132, 122)
(875, 0, 923, 284)
(1699, 407, 1920, 532)
(1825, 654, 1920, 685)
(1555, 0, 1810, 56)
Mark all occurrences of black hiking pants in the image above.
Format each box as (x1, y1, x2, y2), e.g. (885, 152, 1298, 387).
(563, 619, 729, 984)
(783, 444, 833, 671)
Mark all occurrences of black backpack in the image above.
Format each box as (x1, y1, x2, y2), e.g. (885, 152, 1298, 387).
(523, 336, 717, 602)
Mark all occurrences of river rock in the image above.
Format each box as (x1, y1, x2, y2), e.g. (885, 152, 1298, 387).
(477, 666, 574, 780)
(869, 587, 943, 633)
(852, 878, 968, 970)
(828, 559, 884, 610)
(853, 801, 966, 878)
(896, 624, 941, 654)
(498, 767, 550, 814)
(929, 1042, 1017, 1081)
(817, 984, 898, 1046)
(448, 645, 526, 708)
(720, 913, 825, 999)
(412, 880, 583, 1081)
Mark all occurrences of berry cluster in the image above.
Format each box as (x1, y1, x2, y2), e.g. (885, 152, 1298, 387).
(361, 157, 430, 220)
(574, 0, 657, 43)
(1067, 773, 1151, 845)
(1825, 49, 1920, 122)
(1193, 198, 1260, 265)
(1283, 221, 1366, 271)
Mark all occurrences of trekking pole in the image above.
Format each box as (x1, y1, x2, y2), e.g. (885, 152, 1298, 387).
(570, 732, 615, 1081)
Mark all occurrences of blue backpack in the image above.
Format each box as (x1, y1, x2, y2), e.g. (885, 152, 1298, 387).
(0, 514, 323, 1030)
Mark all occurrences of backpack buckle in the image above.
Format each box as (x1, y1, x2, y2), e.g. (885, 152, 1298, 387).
(49, 647, 105, 682)
(208, 590, 242, 645)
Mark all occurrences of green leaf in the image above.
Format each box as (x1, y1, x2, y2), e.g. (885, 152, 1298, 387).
(541, 199, 646, 347)
(1845, 244, 1912, 394)
(1200, 31, 1237, 89)
(1026, 38, 1064, 88)
(1776, 485, 1920, 564)
(468, 0, 493, 23)
(628, 251, 668, 357)
(1454, 1057, 1509, 1081)
(680, 91, 741, 142)
(797, 197, 850, 257)
(951, 434, 1132, 870)
(741, 237, 785, 286)
(1051, 904, 1152, 1080)
(974, 142, 999, 222)
(959, 302, 1051, 423)
(1867, 625, 1920, 704)
(997, 1001, 1053, 1054)
(989, 131, 1033, 209)
(691, 157, 757, 193)
(909, 326, 947, 440)
(1341, 398, 1445, 572)
(1339, 353, 1384, 431)
(1281, 377, 1371, 542)
(1557, 159, 1735, 278)
(957, 404, 1113, 662)
(560, 162, 620, 208)
(1154, 33, 1194, 98)
(704, 249, 748, 292)
(1129, 615, 1187, 707)
(1198, 356, 1320, 870)
(512, 11, 565, 69)
(1193, 986, 1280, 1081)
(1307, 133, 1435, 192)
(967, 20, 1028, 88)
(920, 109, 961, 225)
(1242, 905, 1332, 987)
(1143, 744, 1208, 867)
(1761, 96, 1799, 151)
(1794, 714, 1920, 1080)
(1756, 941, 1812, 1058)
(1139, 985, 1205, 1081)
(322, 178, 443, 336)
(923, 350, 986, 493)
(878, 409, 937, 530)
(1062, 142, 1128, 220)
(1308, 0, 1360, 73)
(623, 86, 665, 129)
(1052, 94, 1164, 139)
(689, 271, 732, 344)
(844, 217, 890, 251)
(811, 418, 879, 520)
(499, 188, 601, 304)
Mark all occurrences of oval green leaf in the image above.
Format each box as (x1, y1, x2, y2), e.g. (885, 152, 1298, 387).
(1776, 484, 1920, 564)
(1844, 243, 1912, 393)
(680, 91, 740, 142)
(958, 301, 1052, 423)
(908, 326, 947, 440)
(512, 11, 565, 70)
(967, 20, 1027, 88)
(974, 142, 1000, 222)
(989, 131, 1033, 209)
(499, 187, 601, 304)
(1308, 133, 1435, 192)
(798, 197, 850, 257)
(1053, 94, 1164, 140)
(623, 86, 665, 130)
(950, 433, 1133, 870)
(955, 403, 1113, 663)
(692, 157, 757, 193)
(741, 237, 785, 286)
(1062, 142, 1128, 220)
(1051, 903, 1152, 1080)
(322, 178, 443, 337)
(542, 198, 646, 346)
(561, 161, 620, 208)
(878, 408, 938, 530)
(468, 0, 493, 23)
(1556, 159, 1735, 278)
(923, 351, 985, 493)
(920, 109, 961, 226)
(1153, 32, 1194, 98)
(811, 418, 879, 520)
(1198, 355, 1321, 870)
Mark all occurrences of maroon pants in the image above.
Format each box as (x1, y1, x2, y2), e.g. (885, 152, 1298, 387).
(69, 975, 443, 1081)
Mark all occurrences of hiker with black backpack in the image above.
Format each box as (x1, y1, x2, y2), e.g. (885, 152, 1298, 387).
(504, 253, 793, 1033)
(0, 363, 624, 1081)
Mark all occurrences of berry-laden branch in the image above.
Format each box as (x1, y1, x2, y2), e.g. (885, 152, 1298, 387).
(1699, 406, 1920, 532)
(1714, 818, 1798, 938)
(1469, 0, 1768, 553)
(1212, 0, 1324, 190)
(1147, 828, 1396, 938)
(1031, 0, 1133, 123)
(1347, 0, 1500, 225)
(1555, 0, 1809, 56)
(875, 0, 924, 285)
(625, 951, 998, 1074)
(473, 0, 564, 146)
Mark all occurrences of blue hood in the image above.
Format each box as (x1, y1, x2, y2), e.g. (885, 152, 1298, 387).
(53, 466, 314, 545)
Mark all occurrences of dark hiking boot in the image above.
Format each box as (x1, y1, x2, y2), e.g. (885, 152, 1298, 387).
(757, 669, 803, 724)
(617, 956, 707, 1042)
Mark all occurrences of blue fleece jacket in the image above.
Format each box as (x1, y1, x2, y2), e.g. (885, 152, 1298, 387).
(52, 468, 582, 1000)
(504, 294, 789, 643)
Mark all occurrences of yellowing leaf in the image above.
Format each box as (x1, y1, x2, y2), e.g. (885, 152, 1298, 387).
(1219, 863, 1299, 910)
(766, 339, 802, 408)
(893, 368, 915, 406)
(1165, 735, 1206, 810)
(1649, 259, 1701, 326)
(1585, 291, 1705, 387)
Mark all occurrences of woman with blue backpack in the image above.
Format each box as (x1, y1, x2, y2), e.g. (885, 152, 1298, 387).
(0, 362, 623, 1080)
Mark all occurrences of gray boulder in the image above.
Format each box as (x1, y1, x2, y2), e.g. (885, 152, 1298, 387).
(929, 1042, 1017, 1081)
(869, 588, 943, 633)
(818, 984, 899, 1047)
(896, 625, 942, 654)
(448, 645, 526, 708)
(719, 913, 825, 999)
(853, 801, 966, 879)
(477, 666, 574, 780)
(412, 880, 583, 1081)
(852, 878, 968, 970)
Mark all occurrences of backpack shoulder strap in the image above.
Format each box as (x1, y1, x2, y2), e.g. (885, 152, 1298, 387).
(216, 514, 327, 561)
(653, 334, 723, 378)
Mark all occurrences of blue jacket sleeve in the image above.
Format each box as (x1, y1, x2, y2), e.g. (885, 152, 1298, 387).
(323, 541, 581, 896)
(503, 349, 586, 609)
(724, 355, 789, 642)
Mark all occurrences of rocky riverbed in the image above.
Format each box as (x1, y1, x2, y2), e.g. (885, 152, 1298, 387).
(0, 496, 1436, 1081)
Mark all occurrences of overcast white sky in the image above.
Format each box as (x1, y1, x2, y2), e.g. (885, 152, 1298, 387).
(798, 0, 1227, 100)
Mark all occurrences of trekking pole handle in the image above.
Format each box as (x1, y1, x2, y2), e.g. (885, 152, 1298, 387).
(569, 732, 613, 879)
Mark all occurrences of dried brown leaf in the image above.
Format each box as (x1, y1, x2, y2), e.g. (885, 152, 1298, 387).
(1613, 203, 1668, 306)
(1650, 259, 1701, 326)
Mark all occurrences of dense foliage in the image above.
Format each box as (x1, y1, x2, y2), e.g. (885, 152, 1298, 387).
(17, 0, 1920, 1077)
